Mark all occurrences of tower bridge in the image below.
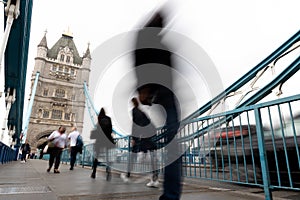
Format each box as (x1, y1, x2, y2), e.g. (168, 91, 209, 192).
(0, 1, 300, 200)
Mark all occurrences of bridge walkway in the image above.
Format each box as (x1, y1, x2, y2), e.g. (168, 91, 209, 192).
(0, 159, 298, 200)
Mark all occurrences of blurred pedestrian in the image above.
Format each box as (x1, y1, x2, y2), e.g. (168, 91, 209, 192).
(68, 126, 81, 170)
(47, 126, 67, 173)
(20, 141, 31, 163)
(133, 11, 182, 200)
(90, 108, 115, 180)
(121, 97, 159, 187)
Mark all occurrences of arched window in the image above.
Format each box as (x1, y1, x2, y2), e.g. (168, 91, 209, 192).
(55, 89, 65, 98)
(60, 54, 65, 62)
(66, 56, 70, 63)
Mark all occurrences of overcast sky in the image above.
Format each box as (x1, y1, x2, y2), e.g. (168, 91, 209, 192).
(23, 0, 300, 135)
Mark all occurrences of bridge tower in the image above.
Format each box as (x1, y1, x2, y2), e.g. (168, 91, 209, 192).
(26, 31, 91, 152)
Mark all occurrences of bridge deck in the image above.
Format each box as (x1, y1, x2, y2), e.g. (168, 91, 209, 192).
(0, 159, 297, 200)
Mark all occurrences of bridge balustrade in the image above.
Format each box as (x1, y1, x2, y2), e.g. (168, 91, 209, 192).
(40, 94, 300, 200)
(0, 142, 16, 164)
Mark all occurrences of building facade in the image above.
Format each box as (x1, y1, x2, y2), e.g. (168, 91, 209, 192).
(26, 31, 91, 151)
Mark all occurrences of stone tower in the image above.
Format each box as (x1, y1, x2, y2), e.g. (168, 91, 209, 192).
(26, 31, 91, 151)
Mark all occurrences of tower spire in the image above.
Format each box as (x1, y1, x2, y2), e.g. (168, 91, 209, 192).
(83, 42, 91, 59)
(38, 29, 48, 48)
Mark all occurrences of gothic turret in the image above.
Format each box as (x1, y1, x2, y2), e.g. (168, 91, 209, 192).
(81, 43, 91, 83)
(37, 31, 48, 58)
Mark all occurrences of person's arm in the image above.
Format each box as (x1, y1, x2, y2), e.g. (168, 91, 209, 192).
(108, 118, 113, 134)
(48, 131, 57, 141)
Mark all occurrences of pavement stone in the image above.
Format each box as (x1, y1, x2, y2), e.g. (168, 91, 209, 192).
(0, 159, 298, 200)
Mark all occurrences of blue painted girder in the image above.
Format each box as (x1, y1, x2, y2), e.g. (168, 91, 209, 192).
(4, 0, 33, 145)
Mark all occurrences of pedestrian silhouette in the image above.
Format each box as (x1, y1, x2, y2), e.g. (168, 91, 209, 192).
(133, 10, 182, 200)
(90, 108, 115, 180)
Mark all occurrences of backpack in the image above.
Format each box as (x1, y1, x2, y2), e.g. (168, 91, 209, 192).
(76, 135, 84, 153)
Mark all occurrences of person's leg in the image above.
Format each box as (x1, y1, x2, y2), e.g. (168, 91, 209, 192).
(48, 151, 55, 171)
(54, 148, 63, 173)
(105, 148, 111, 181)
(70, 147, 77, 170)
(160, 99, 182, 200)
(91, 158, 98, 178)
(150, 150, 159, 181)
(160, 157, 182, 200)
(21, 151, 26, 162)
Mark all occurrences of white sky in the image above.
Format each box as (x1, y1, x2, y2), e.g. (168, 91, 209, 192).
(22, 0, 300, 136)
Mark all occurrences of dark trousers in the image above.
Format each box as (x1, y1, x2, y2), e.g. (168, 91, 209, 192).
(21, 151, 27, 161)
(159, 97, 182, 200)
(70, 147, 78, 168)
(92, 148, 111, 180)
(48, 147, 63, 170)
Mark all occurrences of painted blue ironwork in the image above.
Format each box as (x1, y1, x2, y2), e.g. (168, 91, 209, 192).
(0, 141, 15, 164)
(255, 108, 273, 200)
(4, 0, 33, 144)
(21, 72, 39, 143)
(185, 30, 300, 121)
(83, 81, 96, 128)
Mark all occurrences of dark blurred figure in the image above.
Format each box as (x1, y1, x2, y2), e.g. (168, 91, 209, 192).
(90, 108, 115, 180)
(133, 11, 182, 200)
(121, 97, 159, 187)
(20, 141, 31, 163)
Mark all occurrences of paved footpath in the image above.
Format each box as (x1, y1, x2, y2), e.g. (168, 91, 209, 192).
(0, 159, 298, 200)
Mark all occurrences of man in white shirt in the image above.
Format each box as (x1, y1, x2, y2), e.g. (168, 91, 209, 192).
(68, 127, 80, 170)
(47, 126, 67, 173)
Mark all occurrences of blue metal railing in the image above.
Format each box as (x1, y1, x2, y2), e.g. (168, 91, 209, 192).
(0, 142, 16, 164)
(41, 93, 300, 200)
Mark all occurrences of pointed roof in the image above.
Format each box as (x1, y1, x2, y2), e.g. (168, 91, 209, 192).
(47, 33, 82, 65)
(83, 43, 91, 59)
(38, 31, 48, 48)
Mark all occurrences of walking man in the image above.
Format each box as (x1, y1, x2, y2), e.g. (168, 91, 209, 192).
(68, 126, 81, 170)
(47, 126, 67, 173)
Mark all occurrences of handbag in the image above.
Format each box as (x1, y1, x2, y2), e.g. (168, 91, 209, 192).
(43, 141, 56, 154)
(43, 144, 49, 153)
(48, 141, 56, 148)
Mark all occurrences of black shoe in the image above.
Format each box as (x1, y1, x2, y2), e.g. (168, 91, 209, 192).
(91, 172, 96, 179)
(70, 167, 74, 170)
(54, 169, 60, 173)
(47, 168, 51, 172)
(106, 172, 111, 181)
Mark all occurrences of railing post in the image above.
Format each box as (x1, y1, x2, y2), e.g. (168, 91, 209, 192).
(254, 108, 273, 200)
(82, 145, 86, 168)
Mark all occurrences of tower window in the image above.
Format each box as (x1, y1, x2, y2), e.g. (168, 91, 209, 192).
(66, 56, 70, 63)
(51, 109, 62, 119)
(64, 113, 71, 120)
(64, 67, 69, 73)
(52, 65, 57, 71)
(58, 65, 63, 72)
(55, 89, 65, 98)
(43, 89, 48, 96)
(70, 69, 75, 75)
(60, 54, 65, 62)
(43, 110, 49, 118)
